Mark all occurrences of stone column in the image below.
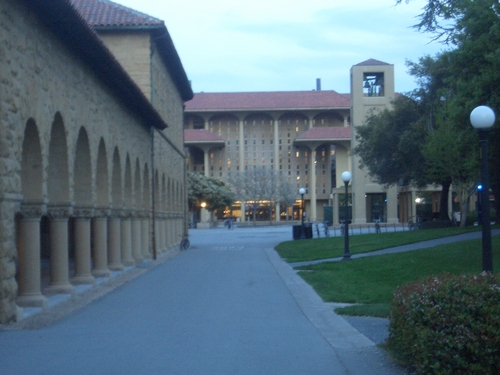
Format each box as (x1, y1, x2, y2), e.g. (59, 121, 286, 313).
(16, 204, 47, 308)
(107, 211, 123, 271)
(141, 213, 151, 259)
(120, 211, 135, 267)
(131, 214, 143, 263)
(92, 208, 111, 278)
(71, 206, 96, 285)
(155, 215, 162, 254)
(45, 205, 75, 295)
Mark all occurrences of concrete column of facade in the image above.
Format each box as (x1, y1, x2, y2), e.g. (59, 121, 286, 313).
(107, 211, 123, 271)
(386, 185, 399, 223)
(274, 118, 280, 222)
(92, 209, 111, 278)
(131, 214, 143, 263)
(45, 205, 75, 295)
(309, 118, 314, 129)
(333, 192, 340, 225)
(309, 147, 317, 221)
(239, 119, 246, 221)
(16, 204, 47, 308)
(141, 213, 151, 259)
(411, 190, 417, 221)
(120, 211, 135, 267)
(71, 206, 96, 285)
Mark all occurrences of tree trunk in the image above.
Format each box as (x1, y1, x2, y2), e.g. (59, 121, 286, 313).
(439, 179, 451, 220)
(459, 199, 468, 229)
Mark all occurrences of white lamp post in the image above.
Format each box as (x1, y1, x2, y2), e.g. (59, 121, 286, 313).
(470, 105, 495, 272)
(299, 188, 306, 239)
(341, 171, 352, 260)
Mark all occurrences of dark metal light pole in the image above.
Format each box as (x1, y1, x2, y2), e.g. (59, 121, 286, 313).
(341, 171, 352, 260)
(470, 105, 495, 273)
(299, 188, 306, 239)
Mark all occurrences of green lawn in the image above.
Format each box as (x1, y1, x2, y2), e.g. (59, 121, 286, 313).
(275, 227, 499, 317)
(275, 226, 479, 263)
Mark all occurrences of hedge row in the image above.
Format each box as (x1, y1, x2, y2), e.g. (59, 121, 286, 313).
(387, 273, 500, 375)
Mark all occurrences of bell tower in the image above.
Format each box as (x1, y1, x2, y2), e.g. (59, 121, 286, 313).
(350, 59, 398, 224)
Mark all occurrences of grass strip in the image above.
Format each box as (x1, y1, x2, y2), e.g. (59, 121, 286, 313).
(276, 226, 480, 263)
(295, 236, 500, 317)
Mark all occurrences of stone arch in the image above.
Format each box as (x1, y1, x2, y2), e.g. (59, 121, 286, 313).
(313, 111, 344, 127)
(134, 158, 141, 210)
(73, 127, 92, 205)
(111, 147, 122, 209)
(184, 114, 205, 129)
(279, 112, 309, 126)
(21, 119, 43, 201)
(95, 139, 109, 209)
(47, 112, 69, 203)
(124, 154, 133, 208)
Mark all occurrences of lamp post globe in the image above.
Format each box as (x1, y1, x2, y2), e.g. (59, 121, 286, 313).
(470, 105, 495, 272)
(298, 188, 306, 239)
(470, 106, 495, 130)
(341, 171, 352, 183)
(341, 171, 352, 260)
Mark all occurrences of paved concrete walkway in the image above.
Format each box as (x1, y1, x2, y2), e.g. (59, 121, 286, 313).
(0, 225, 405, 375)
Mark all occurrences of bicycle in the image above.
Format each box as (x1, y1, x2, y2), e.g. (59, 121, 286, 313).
(180, 234, 190, 251)
(408, 215, 422, 230)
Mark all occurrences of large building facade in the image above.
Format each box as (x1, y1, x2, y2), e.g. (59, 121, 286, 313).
(184, 60, 412, 225)
(0, 0, 192, 324)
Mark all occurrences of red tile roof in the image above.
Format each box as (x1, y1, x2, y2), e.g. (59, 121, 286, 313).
(70, 0, 193, 101)
(184, 91, 350, 112)
(184, 129, 225, 144)
(70, 0, 163, 27)
(295, 127, 351, 142)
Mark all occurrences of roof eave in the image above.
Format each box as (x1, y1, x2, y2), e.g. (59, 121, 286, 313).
(185, 106, 350, 113)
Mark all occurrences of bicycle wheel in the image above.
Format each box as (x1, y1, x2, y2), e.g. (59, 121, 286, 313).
(180, 238, 190, 251)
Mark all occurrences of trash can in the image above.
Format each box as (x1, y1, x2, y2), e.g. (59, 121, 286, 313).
(304, 224, 313, 239)
(293, 224, 313, 240)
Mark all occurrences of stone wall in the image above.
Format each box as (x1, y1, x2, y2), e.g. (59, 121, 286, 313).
(0, 1, 186, 323)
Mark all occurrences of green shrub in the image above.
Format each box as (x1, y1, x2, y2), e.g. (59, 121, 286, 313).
(467, 208, 497, 226)
(388, 273, 500, 375)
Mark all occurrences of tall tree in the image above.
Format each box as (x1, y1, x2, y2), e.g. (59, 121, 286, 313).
(354, 95, 427, 188)
(187, 172, 235, 213)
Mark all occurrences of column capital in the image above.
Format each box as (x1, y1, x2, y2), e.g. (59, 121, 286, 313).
(73, 205, 95, 219)
(47, 203, 74, 219)
(18, 202, 46, 219)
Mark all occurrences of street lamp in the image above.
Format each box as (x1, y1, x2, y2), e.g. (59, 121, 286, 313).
(341, 171, 352, 260)
(470, 105, 495, 273)
(299, 188, 306, 239)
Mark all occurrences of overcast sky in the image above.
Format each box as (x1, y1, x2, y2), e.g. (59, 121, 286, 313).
(115, 0, 446, 94)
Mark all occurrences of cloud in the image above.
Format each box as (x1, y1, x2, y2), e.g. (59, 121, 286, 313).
(115, 0, 443, 93)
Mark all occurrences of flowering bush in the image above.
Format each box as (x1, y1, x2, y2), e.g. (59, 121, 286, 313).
(388, 273, 500, 375)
